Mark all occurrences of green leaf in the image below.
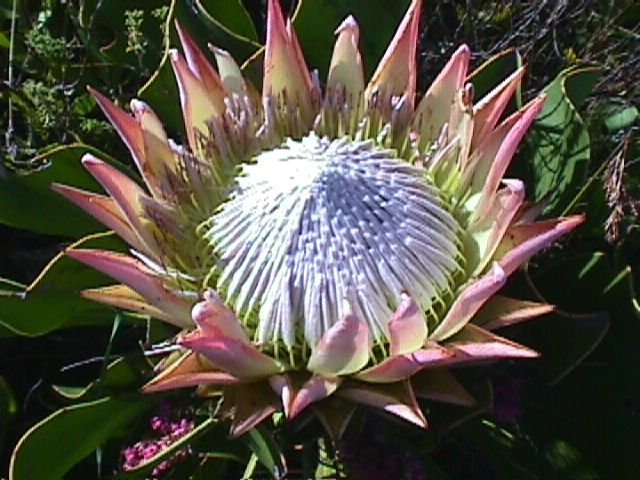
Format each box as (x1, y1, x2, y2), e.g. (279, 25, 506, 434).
(520, 252, 640, 478)
(242, 426, 286, 479)
(524, 253, 618, 383)
(0, 143, 133, 237)
(468, 48, 523, 110)
(523, 67, 600, 215)
(0, 377, 18, 456)
(603, 103, 638, 133)
(0, 232, 130, 336)
(194, 0, 259, 45)
(53, 354, 151, 402)
(9, 396, 153, 480)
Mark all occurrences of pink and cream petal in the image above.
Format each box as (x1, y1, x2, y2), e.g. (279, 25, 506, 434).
(388, 293, 429, 356)
(191, 289, 251, 342)
(411, 368, 476, 406)
(88, 88, 144, 166)
(81, 154, 161, 258)
(289, 375, 342, 420)
(306, 311, 371, 377)
(338, 380, 427, 428)
(461, 100, 531, 196)
(66, 249, 193, 324)
(473, 96, 546, 215)
(448, 323, 539, 360)
(469, 179, 526, 274)
(143, 352, 242, 393)
(365, 0, 421, 103)
(170, 49, 225, 154)
(129, 100, 181, 198)
(470, 66, 525, 148)
(263, 0, 313, 122)
(496, 215, 585, 275)
(81, 284, 186, 326)
(210, 46, 246, 95)
(268, 374, 293, 417)
(473, 295, 555, 330)
(51, 184, 147, 253)
(180, 334, 282, 379)
(430, 263, 507, 341)
(413, 44, 470, 150)
(175, 22, 226, 97)
(356, 343, 454, 383)
(327, 15, 364, 101)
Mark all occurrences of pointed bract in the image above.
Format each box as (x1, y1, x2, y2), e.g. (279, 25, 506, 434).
(471, 66, 525, 148)
(263, 0, 313, 123)
(496, 215, 585, 275)
(82, 284, 187, 327)
(430, 263, 507, 341)
(356, 343, 454, 383)
(180, 332, 282, 379)
(211, 46, 246, 95)
(448, 323, 539, 360)
(473, 96, 545, 215)
(175, 22, 226, 96)
(474, 295, 554, 330)
(413, 44, 470, 150)
(51, 184, 146, 253)
(88, 87, 144, 166)
(388, 293, 429, 356)
(365, 0, 421, 104)
(66, 249, 193, 324)
(339, 380, 427, 428)
(81, 154, 161, 258)
(170, 49, 226, 154)
(327, 16, 364, 102)
(143, 352, 242, 393)
(307, 311, 371, 376)
(289, 375, 342, 420)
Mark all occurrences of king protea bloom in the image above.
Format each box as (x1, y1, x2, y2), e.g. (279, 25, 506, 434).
(54, 0, 582, 437)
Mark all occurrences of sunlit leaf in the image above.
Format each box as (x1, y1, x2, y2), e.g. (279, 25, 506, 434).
(10, 396, 153, 480)
(523, 67, 599, 215)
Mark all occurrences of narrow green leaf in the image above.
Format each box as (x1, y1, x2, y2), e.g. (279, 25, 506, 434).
(243, 426, 286, 479)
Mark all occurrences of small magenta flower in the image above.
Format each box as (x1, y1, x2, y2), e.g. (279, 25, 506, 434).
(56, 0, 582, 437)
(122, 413, 193, 477)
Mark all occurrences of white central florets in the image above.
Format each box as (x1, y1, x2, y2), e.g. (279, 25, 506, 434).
(207, 134, 462, 349)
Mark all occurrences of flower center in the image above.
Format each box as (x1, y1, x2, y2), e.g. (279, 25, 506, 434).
(205, 134, 464, 350)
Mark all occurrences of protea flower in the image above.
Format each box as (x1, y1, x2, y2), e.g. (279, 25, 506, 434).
(54, 0, 582, 438)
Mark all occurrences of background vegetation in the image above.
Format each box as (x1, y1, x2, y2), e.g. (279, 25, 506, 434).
(1, 0, 638, 478)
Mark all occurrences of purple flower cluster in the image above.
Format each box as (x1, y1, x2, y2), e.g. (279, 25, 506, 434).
(122, 412, 194, 477)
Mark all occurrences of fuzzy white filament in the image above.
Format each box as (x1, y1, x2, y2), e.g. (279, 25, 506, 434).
(207, 134, 462, 348)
